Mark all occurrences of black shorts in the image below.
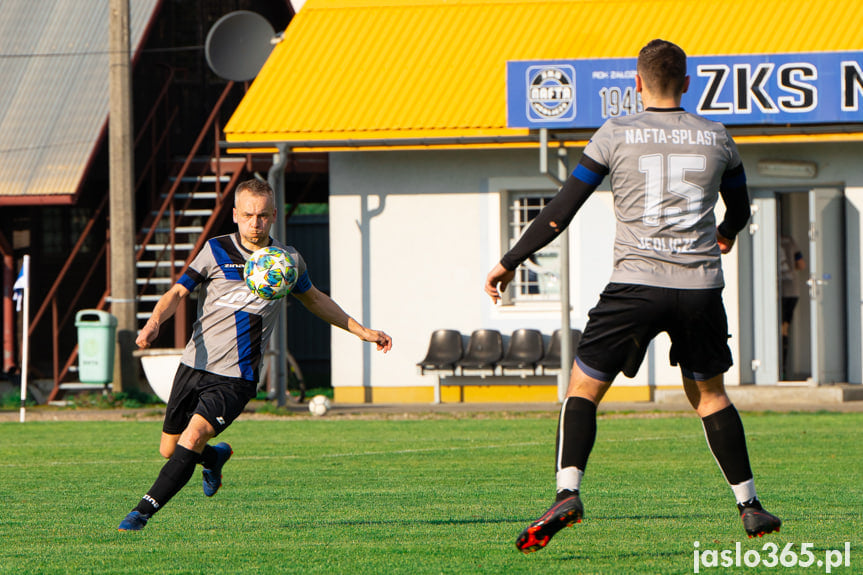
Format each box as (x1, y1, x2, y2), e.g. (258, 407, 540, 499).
(163, 364, 258, 436)
(576, 283, 733, 382)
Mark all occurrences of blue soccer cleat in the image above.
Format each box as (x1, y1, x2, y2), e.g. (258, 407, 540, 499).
(118, 510, 149, 531)
(202, 442, 233, 497)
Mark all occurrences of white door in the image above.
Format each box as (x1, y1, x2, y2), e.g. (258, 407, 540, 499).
(751, 192, 779, 385)
(808, 188, 846, 384)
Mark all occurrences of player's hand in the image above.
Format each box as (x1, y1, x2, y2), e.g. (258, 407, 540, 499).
(485, 263, 515, 304)
(135, 320, 159, 349)
(716, 229, 735, 254)
(366, 329, 392, 353)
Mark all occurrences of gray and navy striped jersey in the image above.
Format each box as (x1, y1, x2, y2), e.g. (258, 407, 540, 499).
(583, 109, 743, 289)
(176, 233, 311, 382)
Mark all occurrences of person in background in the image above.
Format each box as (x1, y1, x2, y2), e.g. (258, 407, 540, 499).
(779, 234, 806, 379)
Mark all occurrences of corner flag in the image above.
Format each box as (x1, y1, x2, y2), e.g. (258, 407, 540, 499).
(15, 256, 30, 423)
(12, 256, 28, 312)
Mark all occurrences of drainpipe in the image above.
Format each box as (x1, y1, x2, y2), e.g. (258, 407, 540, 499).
(0, 230, 15, 373)
(539, 129, 572, 402)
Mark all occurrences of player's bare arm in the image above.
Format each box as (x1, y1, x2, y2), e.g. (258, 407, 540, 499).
(136, 283, 190, 349)
(293, 285, 392, 353)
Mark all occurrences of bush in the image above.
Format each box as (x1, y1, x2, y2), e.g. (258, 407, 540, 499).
(0, 391, 36, 409)
(69, 389, 161, 409)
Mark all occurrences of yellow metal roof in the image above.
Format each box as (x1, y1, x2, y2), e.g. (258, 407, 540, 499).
(225, 0, 863, 150)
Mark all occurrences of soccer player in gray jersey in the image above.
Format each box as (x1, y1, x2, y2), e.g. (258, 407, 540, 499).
(118, 179, 392, 531)
(485, 40, 780, 552)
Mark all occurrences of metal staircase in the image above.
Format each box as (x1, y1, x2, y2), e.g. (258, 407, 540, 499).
(31, 80, 251, 401)
(132, 80, 249, 342)
(135, 162, 234, 323)
(134, 152, 249, 350)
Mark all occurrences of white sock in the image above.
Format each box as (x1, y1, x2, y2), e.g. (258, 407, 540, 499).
(556, 466, 584, 493)
(731, 479, 757, 504)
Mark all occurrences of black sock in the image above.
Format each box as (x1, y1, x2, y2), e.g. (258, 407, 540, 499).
(556, 396, 597, 473)
(134, 445, 201, 517)
(701, 405, 753, 485)
(200, 444, 218, 469)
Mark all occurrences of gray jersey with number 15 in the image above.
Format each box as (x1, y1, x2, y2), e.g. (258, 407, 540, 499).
(584, 109, 742, 290)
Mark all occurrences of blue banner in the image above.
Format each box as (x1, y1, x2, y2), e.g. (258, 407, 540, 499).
(507, 51, 863, 129)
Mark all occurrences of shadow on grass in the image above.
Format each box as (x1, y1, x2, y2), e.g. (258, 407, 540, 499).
(600, 512, 699, 520)
(556, 549, 681, 562)
(284, 517, 517, 528)
(283, 511, 689, 529)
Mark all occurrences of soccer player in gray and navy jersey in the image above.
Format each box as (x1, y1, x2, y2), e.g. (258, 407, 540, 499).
(118, 179, 392, 531)
(485, 39, 780, 552)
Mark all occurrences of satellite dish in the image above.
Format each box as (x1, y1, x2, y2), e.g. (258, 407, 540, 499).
(205, 11, 276, 82)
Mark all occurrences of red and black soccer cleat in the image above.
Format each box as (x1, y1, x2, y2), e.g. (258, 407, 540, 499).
(515, 492, 584, 553)
(738, 499, 782, 538)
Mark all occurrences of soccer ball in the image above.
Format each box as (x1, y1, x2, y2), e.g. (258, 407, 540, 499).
(308, 394, 331, 416)
(244, 246, 297, 300)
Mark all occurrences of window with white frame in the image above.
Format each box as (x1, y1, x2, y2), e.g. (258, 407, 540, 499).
(505, 191, 560, 303)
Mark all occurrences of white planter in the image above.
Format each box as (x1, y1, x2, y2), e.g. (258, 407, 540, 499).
(134, 349, 183, 403)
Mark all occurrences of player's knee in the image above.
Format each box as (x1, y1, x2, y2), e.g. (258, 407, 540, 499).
(185, 433, 213, 451)
(159, 444, 175, 459)
(568, 369, 609, 402)
(178, 421, 216, 451)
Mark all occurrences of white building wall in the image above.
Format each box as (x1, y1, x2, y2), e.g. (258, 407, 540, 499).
(326, 141, 863, 396)
(329, 149, 554, 392)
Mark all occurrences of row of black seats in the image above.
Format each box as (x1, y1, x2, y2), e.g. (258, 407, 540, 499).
(417, 328, 581, 376)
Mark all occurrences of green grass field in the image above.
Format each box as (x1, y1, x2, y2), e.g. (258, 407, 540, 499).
(1, 410, 860, 574)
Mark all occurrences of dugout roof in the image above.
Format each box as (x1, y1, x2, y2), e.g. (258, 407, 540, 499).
(224, 0, 863, 152)
(0, 0, 160, 205)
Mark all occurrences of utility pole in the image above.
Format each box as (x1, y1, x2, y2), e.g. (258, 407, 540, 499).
(269, 145, 289, 407)
(539, 129, 572, 402)
(108, 0, 138, 391)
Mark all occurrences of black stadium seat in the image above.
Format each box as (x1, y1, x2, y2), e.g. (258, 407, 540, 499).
(498, 329, 545, 374)
(456, 329, 503, 373)
(539, 329, 582, 374)
(417, 329, 464, 375)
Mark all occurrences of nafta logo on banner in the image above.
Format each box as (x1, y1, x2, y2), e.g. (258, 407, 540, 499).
(526, 65, 576, 122)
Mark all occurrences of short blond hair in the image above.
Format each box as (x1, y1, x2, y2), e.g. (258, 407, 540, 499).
(234, 178, 274, 207)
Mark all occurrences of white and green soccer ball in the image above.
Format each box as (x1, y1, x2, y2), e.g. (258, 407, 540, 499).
(308, 394, 331, 416)
(244, 246, 297, 300)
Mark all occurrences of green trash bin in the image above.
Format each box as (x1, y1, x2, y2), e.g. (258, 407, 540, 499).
(75, 310, 118, 383)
